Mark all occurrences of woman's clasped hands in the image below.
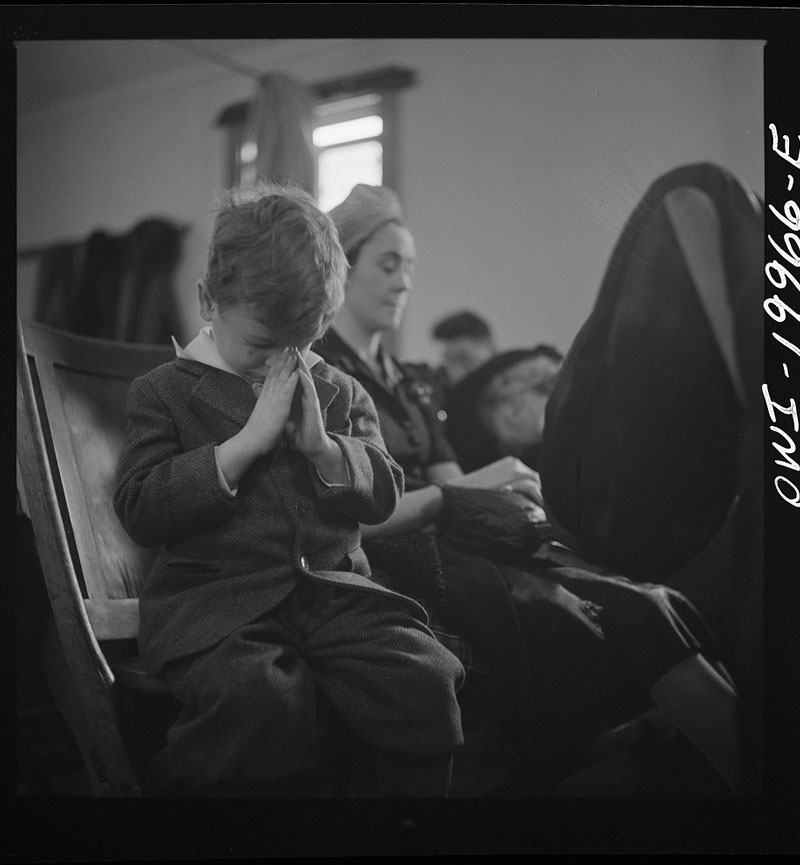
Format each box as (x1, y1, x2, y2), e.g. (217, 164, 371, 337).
(446, 456, 547, 522)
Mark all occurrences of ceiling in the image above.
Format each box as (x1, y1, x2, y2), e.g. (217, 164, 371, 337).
(15, 39, 345, 117)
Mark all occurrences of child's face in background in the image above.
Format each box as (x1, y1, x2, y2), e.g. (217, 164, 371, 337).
(199, 284, 311, 384)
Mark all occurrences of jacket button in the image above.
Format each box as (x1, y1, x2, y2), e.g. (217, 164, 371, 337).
(299, 555, 309, 570)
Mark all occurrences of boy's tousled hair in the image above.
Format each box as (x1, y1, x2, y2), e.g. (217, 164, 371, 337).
(205, 183, 347, 346)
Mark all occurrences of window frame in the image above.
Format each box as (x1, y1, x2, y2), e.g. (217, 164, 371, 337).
(313, 93, 386, 212)
(215, 66, 416, 195)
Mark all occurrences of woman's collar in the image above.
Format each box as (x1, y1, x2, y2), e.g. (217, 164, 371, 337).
(324, 328, 402, 389)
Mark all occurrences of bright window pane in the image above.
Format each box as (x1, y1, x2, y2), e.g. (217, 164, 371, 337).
(317, 141, 383, 212)
(313, 115, 383, 148)
(239, 141, 257, 163)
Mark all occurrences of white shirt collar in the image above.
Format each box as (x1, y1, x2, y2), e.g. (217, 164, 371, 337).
(173, 326, 323, 382)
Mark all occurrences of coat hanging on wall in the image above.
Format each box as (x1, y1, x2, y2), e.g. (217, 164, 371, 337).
(30, 217, 187, 344)
(112, 218, 185, 343)
(33, 242, 82, 332)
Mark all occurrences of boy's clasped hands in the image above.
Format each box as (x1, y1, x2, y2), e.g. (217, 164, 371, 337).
(246, 348, 349, 485)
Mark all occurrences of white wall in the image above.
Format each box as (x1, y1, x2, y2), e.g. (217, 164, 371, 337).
(17, 38, 763, 363)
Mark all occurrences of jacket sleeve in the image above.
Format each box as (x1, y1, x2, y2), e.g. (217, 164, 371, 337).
(113, 375, 237, 547)
(311, 375, 404, 525)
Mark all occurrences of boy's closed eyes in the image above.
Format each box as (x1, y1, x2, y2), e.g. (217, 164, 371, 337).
(198, 281, 315, 383)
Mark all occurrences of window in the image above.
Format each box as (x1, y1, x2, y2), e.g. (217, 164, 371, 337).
(313, 93, 384, 211)
(216, 66, 416, 208)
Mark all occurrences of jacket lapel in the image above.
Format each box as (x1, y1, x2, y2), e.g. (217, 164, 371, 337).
(317, 329, 397, 400)
(312, 374, 338, 414)
(178, 357, 340, 434)
(180, 359, 255, 434)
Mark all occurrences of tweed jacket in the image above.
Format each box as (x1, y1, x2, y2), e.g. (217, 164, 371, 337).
(114, 355, 416, 674)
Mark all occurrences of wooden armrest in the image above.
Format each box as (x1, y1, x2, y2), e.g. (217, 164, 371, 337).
(589, 708, 674, 762)
(111, 655, 169, 695)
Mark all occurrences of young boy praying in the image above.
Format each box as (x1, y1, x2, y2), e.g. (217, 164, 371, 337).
(114, 184, 464, 796)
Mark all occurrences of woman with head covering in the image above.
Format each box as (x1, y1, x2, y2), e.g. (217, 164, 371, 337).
(315, 182, 744, 793)
(317, 184, 545, 522)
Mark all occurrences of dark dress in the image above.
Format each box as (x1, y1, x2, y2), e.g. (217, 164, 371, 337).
(316, 328, 729, 781)
(538, 162, 763, 790)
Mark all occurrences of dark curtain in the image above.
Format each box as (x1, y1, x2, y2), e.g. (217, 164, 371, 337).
(32, 217, 186, 344)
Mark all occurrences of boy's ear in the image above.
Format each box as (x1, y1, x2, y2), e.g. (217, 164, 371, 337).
(197, 280, 214, 321)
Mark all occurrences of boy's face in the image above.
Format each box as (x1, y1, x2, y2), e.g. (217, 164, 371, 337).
(198, 283, 311, 384)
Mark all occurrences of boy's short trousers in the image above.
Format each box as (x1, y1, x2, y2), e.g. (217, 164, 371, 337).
(160, 575, 465, 788)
